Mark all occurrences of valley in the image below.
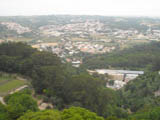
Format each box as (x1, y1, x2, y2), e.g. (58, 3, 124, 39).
(1, 16, 160, 120)
(0, 16, 160, 65)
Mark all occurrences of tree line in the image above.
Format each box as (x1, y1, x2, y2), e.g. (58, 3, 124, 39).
(83, 41, 160, 71)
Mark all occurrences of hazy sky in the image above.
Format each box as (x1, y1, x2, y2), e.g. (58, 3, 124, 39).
(0, 0, 160, 16)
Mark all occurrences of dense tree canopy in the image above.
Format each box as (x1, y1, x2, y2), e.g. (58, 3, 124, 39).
(1, 42, 160, 120)
(61, 107, 104, 120)
(83, 42, 160, 71)
(18, 110, 61, 120)
(4, 91, 38, 120)
(0, 102, 10, 120)
(120, 72, 160, 112)
(0, 42, 124, 118)
(18, 107, 105, 120)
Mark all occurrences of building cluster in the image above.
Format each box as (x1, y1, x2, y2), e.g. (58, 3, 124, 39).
(1, 22, 31, 34)
(38, 20, 160, 43)
(1, 19, 160, 43)
(71, 42, 115, 54)
(113, 29, 160, 41)
(39, 20, 103, 37)
(32, 41, 115, 67)
(88, 69, 144, 90)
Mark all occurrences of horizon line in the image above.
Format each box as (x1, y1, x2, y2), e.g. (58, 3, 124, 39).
(0, 14, 160, 18)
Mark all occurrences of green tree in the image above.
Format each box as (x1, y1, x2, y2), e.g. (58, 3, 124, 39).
(18, 110, 61, 120)
(5, 92, 38, 119)
(61, 107, 104, 120)
(31, 51, 61, 67)
(0, 42, 36, 58)
(0, 102, 10, 120)
(149, 107, 160, 120)
(106, 116, 120, 120)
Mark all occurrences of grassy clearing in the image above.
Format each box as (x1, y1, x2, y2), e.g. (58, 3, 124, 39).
(0, 75, 15, 85)
(0, 73, 27, 96)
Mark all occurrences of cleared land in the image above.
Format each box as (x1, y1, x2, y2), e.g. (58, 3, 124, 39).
(0, 73, 27, 96)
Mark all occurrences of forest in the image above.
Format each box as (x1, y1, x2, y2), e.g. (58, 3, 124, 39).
(83, 41, 160, 71)
(0, 42, 160, 120)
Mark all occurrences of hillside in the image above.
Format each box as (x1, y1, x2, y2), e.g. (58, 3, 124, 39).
(120, 72, 160, 112)
(83, 41, 160, 71)
(1, 16, 160, 64)
(0, 42, 160, 120)
(0, 16, 159, 53)
(0, 42, 125, 118)
(0, 73, 27, 96)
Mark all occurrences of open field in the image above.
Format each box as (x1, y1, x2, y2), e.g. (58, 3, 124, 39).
(0, 73, 27, 96)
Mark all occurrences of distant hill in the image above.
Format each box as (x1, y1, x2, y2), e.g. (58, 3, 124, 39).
(0, 15, 159, 43)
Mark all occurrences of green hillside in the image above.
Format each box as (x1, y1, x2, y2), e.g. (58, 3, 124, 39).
(0, 73, 27, 96)
(83, 41, 160, 71)
(0, 42, 160, 120)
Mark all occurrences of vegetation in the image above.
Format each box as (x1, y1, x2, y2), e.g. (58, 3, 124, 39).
(18, 107, 104, 120)
(0, 102, 10, 120)
(6, 91, 38, 119)
(0, 42, 125, 118)
(0, 42, 160, 120)
(61, 107, 104, 120)
(128, 107, 160, 120)
(0, 73, 27, 96)
(119, 72, 160, 112)
(0, 90, 38, 120)
(83, 41, 160, 71)
(18, 110, 61, 120)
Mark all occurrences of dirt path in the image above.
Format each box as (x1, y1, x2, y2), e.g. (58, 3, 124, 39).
(0, 85, 28, 105)
(0, 97, 5, 105)
(10, 85, 28, 94)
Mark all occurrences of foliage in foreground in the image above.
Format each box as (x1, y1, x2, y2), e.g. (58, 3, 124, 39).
(1, 42, 160, 120)
(18, 107, 104, 120)
(0, 42, 125, 118)
(4, 90, 38, 120)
